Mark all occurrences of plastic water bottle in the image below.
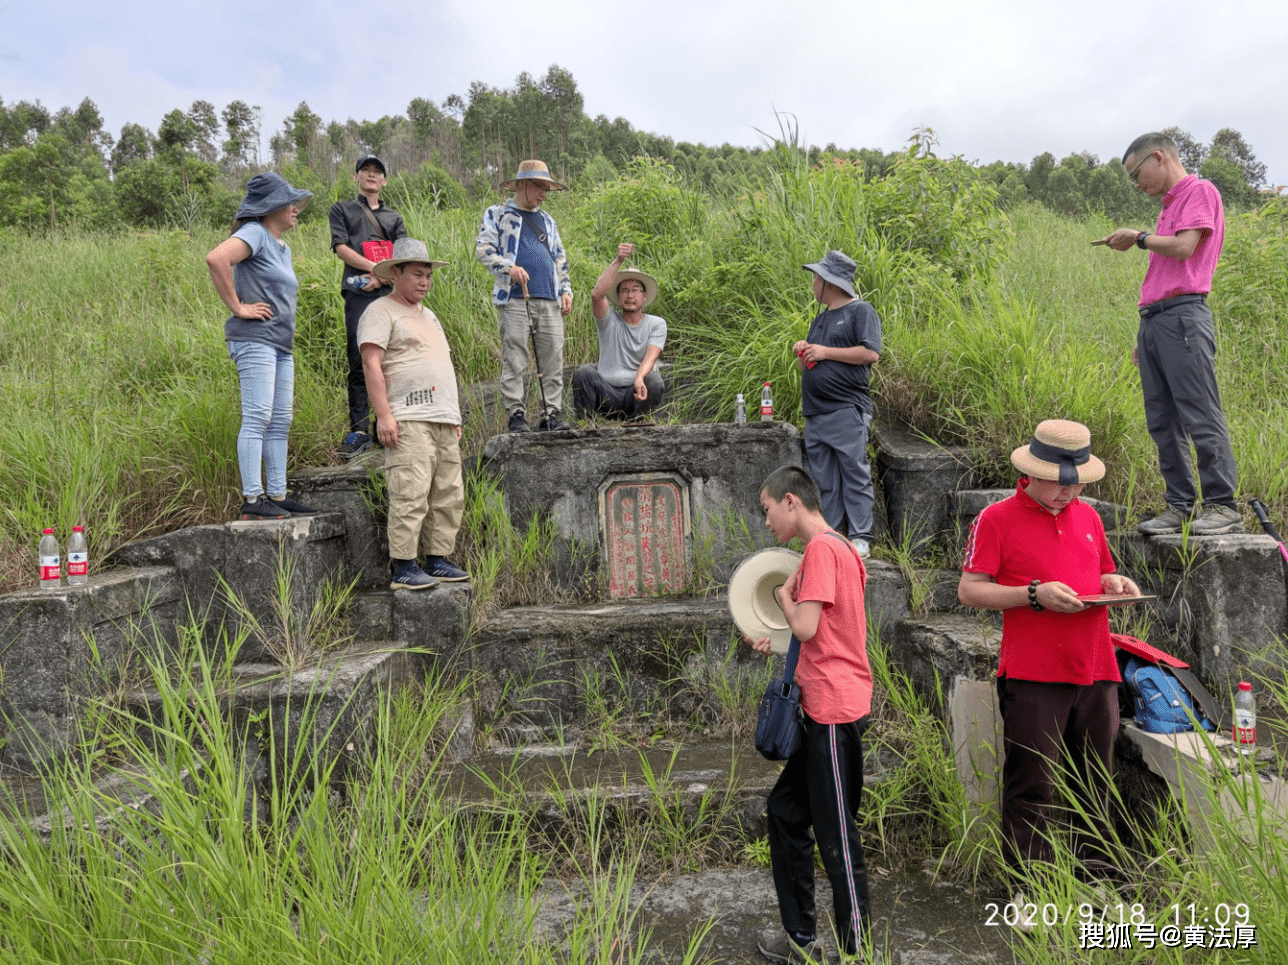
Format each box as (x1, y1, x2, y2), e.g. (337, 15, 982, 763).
(734, 393, 746, 424)
(1234, 681, 1257, 755)
(67, 525, 88, 585)
(347, 274, 370, 292)
(760, 382, 773, 421)
(39, 528, 61, 589)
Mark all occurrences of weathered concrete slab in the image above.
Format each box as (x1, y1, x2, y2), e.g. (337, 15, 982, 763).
(1119, 531, 1287, 691)
(287, 462, 388, 589)
(873, 418, 973, 553)
(0, 566, 181, 773)
(481, 423, 801, 594)
(108, 514, 348, 663)
(468, 596, 747, 731)
(888, 613, 999, 719)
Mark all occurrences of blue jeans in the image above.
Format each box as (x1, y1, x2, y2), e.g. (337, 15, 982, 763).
(228, 340, 294, 499)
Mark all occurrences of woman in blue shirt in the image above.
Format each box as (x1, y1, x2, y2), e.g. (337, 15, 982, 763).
(206, 173, 318, 519)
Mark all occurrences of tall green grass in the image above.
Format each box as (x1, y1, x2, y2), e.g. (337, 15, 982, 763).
(2, 161, 1286, 590)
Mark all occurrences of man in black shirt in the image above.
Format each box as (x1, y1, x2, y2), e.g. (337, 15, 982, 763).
(793, 250, 883, 558)
(328, 154, 407, 459)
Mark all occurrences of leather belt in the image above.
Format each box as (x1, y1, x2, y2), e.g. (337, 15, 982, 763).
(1139, 293, 1206, 318)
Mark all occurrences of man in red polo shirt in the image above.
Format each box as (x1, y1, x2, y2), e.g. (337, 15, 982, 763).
(959, 420, 1140, 887)
(1096, 132, 1241, 536)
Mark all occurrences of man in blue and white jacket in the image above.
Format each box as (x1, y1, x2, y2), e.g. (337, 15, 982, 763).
(475, 159, 574, 432)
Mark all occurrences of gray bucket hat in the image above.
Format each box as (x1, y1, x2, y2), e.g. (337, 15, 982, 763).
(802, 250, 857, 299)
(235, 172, 312, 221)
(373, 237, 448, 280)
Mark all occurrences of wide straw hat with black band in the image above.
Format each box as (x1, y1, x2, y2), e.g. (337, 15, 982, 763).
(373, 237, 448, 280)
(1011, 419, 1105, 485)
(802, 249, 858, 299)
(501, 159, 568, 191)
(728, 547, 803, 655)
(608, 267, 659, 309)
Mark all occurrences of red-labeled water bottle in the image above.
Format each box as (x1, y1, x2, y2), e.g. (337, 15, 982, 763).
(67, 525, 89, 585)
(39, 528, 61, 589)
(1235, 681, 1257, 755)
(760, 382, 773, 421)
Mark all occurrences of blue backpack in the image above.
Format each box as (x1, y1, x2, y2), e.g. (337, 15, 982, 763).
(1123, 656, 1216, 734)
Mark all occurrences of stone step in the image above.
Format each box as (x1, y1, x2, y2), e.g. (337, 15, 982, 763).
(0, 564, 182, 772)
(468, 596, 743, 732)
(123, 640, 437, 821)
(108, 513, 350, 663)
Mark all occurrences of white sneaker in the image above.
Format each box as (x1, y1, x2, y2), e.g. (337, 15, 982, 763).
(849, 537, 871, 559)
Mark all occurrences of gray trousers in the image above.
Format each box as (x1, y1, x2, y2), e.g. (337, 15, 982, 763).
(498, 298, 565, 416)
(571, 364, 664, 419)
(1136, 300, 1238, 511)
(804, 405, 875, 541)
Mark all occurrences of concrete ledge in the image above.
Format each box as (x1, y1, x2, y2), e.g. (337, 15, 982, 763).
(873, 418, 972, 552)
(0, 565, 181, 773)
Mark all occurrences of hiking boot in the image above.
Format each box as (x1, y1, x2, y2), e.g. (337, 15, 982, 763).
(240, 496, 291, 521)
(757, 929, 826, 965)
(1137, 506, 1191, 535)
(338, 430, 373, 460)
(268, 494, 320, 515)
(508, 409, 531, 433)
(1189, 504, 1244, 535)
(389, 560, 438, 591)
(424, 556, 470, 582)
(540, 408, 571, 432)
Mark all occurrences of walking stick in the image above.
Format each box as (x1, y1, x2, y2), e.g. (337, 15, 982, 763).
(520, 280, 550, 426)
(1249, 498, 1288, 566)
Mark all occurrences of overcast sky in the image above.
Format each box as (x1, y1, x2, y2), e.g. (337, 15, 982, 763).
(2, 0, 1285, 189)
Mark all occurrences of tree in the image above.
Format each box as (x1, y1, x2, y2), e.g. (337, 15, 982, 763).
(112, 123, 154, 172)
(1208, 128, 1266, 191)
(279, 101, 323, 168)
(1160, 126, 1204, 172)
(0, 98, 52, 150)
(187, 100, 221, 163)
(1199, 156, 1259, 210)
(221, 100, 261, 170)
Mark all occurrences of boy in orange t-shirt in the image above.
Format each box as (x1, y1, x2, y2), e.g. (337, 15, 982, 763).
(746, 465, 873, 964)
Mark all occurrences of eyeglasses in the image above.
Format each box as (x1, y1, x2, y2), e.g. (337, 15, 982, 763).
(1126, 152, 1154, 184)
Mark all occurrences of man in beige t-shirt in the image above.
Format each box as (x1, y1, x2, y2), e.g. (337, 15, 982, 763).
(359, 238, 469, 590)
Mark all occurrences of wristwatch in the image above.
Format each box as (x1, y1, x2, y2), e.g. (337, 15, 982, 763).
(1135, 232, 1149, 250)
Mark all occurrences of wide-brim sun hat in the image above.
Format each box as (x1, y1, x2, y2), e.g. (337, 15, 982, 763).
(802, 249, 858, 299)
(608, 267, 659, 309)
(373, 237, 448, 280)
(235, 172, 312, 221)
(501, 159, 568, 191)
(728, 547, 803, 655)
(1011, 419, 1106, 485)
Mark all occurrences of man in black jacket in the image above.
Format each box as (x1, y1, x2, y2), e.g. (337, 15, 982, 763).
(328, 154, 407, 459)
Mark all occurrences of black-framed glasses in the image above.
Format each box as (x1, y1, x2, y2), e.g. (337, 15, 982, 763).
(1126, 152, 1154, 184)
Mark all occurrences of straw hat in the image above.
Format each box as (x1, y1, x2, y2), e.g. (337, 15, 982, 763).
(373, 238, 448, 280)
(1010, 419, 1105, 485)
(728, 547, 803, 654)
(608, 268, 659, 309)
(501, 159, 568, 191)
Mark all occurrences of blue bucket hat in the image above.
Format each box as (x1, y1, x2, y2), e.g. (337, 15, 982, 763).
(235, 172, 312, 221)
(802, 250, 857, 299)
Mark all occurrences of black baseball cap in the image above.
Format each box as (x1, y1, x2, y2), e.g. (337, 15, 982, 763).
(355, 155, 387, 175)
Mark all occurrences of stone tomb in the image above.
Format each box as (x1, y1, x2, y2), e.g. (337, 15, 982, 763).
(481, 422, 803, 597)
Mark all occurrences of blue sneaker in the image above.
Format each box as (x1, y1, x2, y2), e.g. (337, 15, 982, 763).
(424, 556, 470, 582)
(389, 560, 438, 591)
(339, 431, 374, 461)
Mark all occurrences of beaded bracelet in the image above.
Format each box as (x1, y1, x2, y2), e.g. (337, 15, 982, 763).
(1028, 579, 1045, 612)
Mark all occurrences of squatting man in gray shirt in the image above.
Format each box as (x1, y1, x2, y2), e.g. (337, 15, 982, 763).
(572, 242, 668, 422)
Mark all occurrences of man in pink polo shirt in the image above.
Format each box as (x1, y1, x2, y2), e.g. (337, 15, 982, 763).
(1097, 132, 1241, 536)
(959, 420, 1140, 896)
